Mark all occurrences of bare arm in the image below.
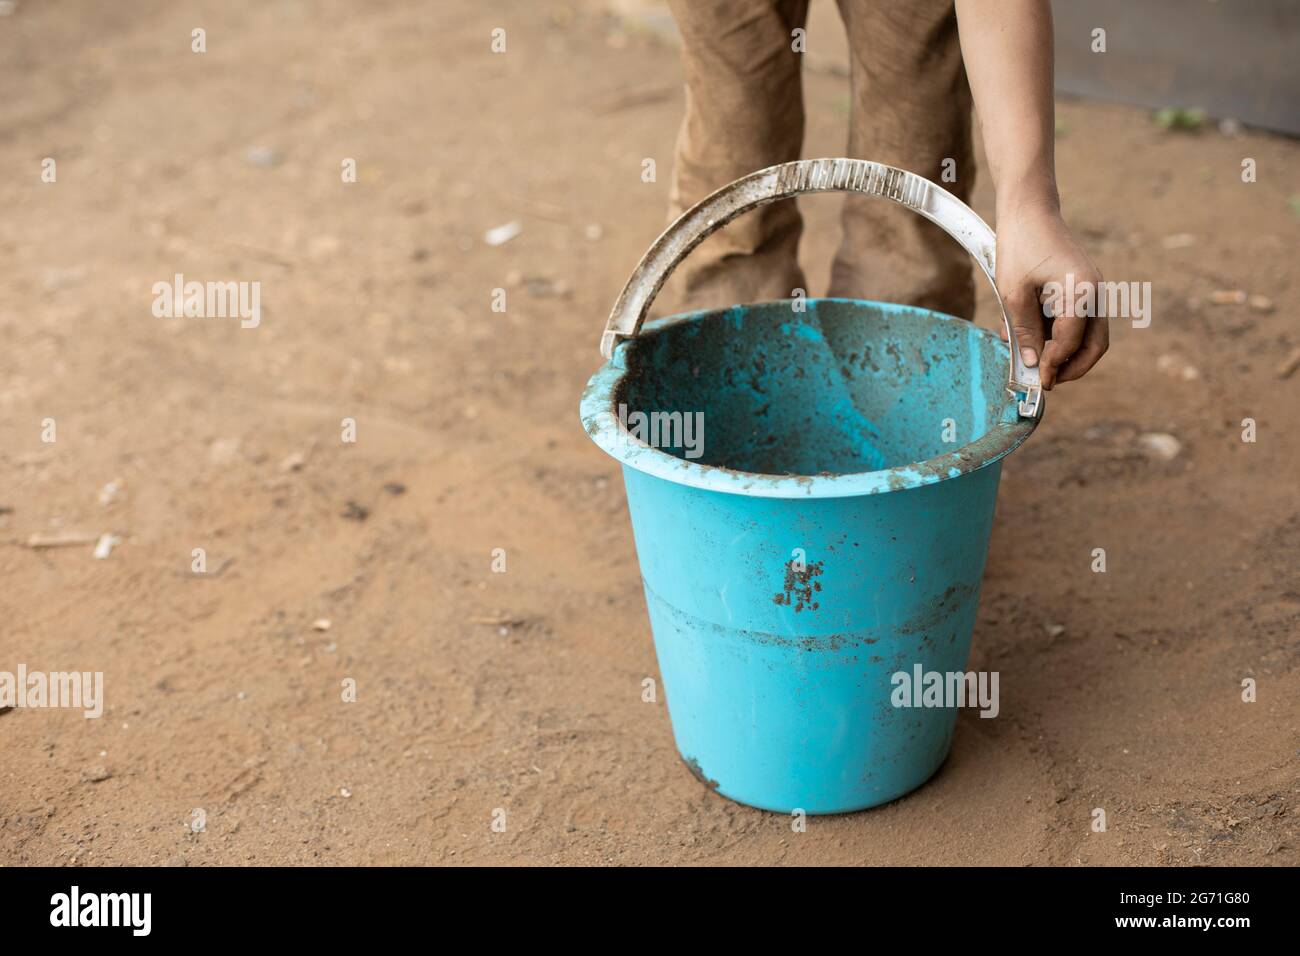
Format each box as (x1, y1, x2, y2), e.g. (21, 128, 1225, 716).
(955, 0, 1107, 389)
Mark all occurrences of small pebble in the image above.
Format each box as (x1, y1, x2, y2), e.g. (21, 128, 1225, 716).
(1045, 623, 1066, 639)
(245, 146, 281, 167)
(209, 438, 241, 465)
(340, 787, 352, 798)
(312, 618, 332, 632)
(1276, 347, 1300, 380)
(483, 221, 522, 247)
(92, 533, 120, 560)
(1138, 432, 1182, 461)
(1155, 354, 1200, 381)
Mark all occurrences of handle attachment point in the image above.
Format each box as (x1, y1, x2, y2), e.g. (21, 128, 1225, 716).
(1018, 386, 1043, 418)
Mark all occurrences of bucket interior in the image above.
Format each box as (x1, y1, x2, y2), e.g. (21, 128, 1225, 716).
(614, 298, 1017, 476)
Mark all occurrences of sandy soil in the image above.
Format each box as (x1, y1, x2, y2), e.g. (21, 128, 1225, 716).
(1, 0, 1297, 866)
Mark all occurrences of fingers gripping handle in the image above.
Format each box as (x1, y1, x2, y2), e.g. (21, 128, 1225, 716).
(600, 158, 1043, 418)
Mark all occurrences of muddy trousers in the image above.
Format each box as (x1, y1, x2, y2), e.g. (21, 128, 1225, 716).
(666, 0, 976, 318)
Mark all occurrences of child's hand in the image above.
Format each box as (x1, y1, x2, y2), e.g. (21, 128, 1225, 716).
(954, 0, 1109, 391)
(995, 202, 1109, 390)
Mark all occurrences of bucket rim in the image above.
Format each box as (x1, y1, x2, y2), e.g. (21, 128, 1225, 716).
(580, 298, 1041, 499)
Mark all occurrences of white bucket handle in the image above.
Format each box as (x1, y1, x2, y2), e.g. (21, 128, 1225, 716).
(600, 158, 1042, 418)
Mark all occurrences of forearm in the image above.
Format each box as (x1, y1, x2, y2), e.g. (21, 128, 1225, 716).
(954, 0, 1059, 217)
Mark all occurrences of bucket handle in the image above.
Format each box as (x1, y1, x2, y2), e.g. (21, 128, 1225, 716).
(600, 158, 1042, 418)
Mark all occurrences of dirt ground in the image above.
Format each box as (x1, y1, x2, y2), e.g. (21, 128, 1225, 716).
(1, 0, 1297, 866)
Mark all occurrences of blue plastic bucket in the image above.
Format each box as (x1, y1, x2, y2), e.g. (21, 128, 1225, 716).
(582, 160, 1043, 813)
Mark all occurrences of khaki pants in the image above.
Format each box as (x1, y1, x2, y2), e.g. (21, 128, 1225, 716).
(666, 0, 976, 318)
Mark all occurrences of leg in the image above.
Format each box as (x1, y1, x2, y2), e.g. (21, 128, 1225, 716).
(830, 0, 976, 318)
(666, 0, 811, 311)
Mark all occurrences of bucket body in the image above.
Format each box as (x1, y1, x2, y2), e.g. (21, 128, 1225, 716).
(625, 460, 1001, 813)
(583, 298, 1038, 813)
